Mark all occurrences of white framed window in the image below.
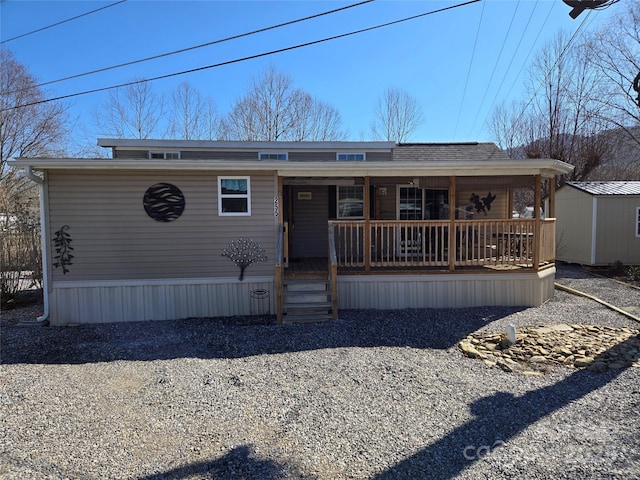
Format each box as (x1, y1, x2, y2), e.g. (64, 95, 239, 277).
(337, 152, 365, 161)
(337, 186, 364, 219)
(259, 152, 288, 160)
(149, 151, 180, 159)
(636, 206, 640, 237)
(218, 176, 251, 216)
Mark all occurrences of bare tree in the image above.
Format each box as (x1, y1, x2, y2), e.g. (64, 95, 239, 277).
(222, 66, 345, 141)
(94, 79, 164, 139)
(167, 81, 221, 140)
(370, 87, 424, 143)
(0, 49, 65, 298)
(584, 1, 640, 146)
(0, 49, 69, 182)
(491, 32, 610, 181)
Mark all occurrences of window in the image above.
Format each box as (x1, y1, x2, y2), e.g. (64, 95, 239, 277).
(337, 186, 364, 219)
(218, 177, 251, 216)
(636, 206, 640, 237)
(398, 187, 423, 220)
(149, 151, 180, 159)
(337, 153, 365, 161)
(259, 152, 287, 160)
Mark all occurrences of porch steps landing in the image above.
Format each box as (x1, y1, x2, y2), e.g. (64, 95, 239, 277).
(282, 278, 333, 323)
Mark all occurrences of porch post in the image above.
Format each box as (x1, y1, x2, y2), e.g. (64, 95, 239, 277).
(364, 176, 371, 272)
(448, 176, 456, 272)
(533, 174, 542, 270)
(548, 176, 556, 218)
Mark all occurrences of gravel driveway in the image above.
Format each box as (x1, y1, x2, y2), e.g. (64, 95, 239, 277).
(1, 265, 639, 479)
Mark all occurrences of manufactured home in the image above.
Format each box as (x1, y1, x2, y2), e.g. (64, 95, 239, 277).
(14, 140, 573, 325)
(555, 181, 640, 266)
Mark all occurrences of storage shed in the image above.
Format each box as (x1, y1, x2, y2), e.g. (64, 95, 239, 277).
(555, 181, 640, 266)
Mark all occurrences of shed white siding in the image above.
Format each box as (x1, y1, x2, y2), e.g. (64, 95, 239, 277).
(555, 186, 594, 264)
(594, 195, 640, 265)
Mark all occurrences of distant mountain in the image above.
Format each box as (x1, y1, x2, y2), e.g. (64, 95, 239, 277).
(508, 126, 640, 181)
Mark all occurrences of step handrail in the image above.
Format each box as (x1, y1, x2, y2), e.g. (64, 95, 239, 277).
(328, 222, 339, 319)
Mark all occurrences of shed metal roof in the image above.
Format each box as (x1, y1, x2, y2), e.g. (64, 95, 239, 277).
(566, 181, 640, 196)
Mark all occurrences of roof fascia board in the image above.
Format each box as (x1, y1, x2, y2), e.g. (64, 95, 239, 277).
(13, 158, 574, 176)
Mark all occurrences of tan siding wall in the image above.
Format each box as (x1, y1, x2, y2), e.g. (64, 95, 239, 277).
(555, 187, 594, 264)
(376, 184, 397, 220)
(594, 196, 640, 265)
(47, 171, 276, 281)
(180, 151, 258, 160)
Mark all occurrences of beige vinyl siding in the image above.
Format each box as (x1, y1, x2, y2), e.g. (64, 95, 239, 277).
(47, 170, 276, 281)
(555, 187, 594, 264)
(594, 196, 640, 265)
(376, 184, 397, 220)
(180, 151, 259, 160)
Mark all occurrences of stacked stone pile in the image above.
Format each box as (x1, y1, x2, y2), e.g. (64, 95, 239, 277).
(459, 324, 640, 374)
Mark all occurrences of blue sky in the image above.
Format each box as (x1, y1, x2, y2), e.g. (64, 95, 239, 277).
(1, 0, 619, 149)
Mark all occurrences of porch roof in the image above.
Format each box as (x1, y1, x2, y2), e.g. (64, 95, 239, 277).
(13, 156, 574, 178)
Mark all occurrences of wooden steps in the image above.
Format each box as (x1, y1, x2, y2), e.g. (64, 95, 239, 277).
(282, 278, 334, 323)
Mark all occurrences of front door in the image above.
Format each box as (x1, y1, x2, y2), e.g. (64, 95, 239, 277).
(290, 186, 328, 258)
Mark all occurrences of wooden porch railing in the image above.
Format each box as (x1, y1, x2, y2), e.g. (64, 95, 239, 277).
(329, 219, 555, 271)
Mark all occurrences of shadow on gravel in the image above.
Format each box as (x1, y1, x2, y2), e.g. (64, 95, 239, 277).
(137, 444, 293, 480)
(0, 306, 522, 364)
(374, 334, 640, 479)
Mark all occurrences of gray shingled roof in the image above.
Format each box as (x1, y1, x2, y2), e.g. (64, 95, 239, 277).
(566, 181, 640, 196)
(393, 143, 511, 162)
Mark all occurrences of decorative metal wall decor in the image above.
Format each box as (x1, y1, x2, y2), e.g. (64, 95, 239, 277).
(53, 225, 73, 274)
(143, 183, 185, 222)
(221, 238, 268, 281)
(469, 192, 497, 215)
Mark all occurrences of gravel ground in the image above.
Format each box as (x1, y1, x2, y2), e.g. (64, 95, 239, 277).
(1, 264, 639, 479)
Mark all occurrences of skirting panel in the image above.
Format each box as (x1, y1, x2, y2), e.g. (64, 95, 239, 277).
(50, 277, 274, 325)
(337, 268, 556, 310)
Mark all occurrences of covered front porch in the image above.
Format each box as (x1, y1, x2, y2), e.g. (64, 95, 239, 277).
(274, 166, 569, 323)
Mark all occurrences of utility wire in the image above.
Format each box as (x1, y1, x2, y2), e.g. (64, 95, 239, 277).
(497, 1, 555, 111)
(453, 0, 485, 140)
(467, 1, 520, 139)
(506, 10, 593, 141)
(481, 0, 547, 133)
(1, 0, 128, 44)
(3, 0, 481, 112)
(23, 0, 374, 93)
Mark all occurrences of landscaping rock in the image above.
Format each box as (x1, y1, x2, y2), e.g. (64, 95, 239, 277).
(459, 324, 640, 374)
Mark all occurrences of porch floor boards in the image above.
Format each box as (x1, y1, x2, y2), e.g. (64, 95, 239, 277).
(284, 257, 545, 276)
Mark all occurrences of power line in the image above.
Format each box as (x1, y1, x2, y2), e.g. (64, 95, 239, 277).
(453, 0, 485, 140)
(1, 0, 128, 44)
(506, 10, 593, 141)
(467, 0, 521, 139)
(2, 0, 482, 112)
(481, 0, 549, 134)
(25, 0, 374, 93)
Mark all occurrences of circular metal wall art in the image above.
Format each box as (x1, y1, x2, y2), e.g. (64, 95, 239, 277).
(143, 183, 185, 222)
